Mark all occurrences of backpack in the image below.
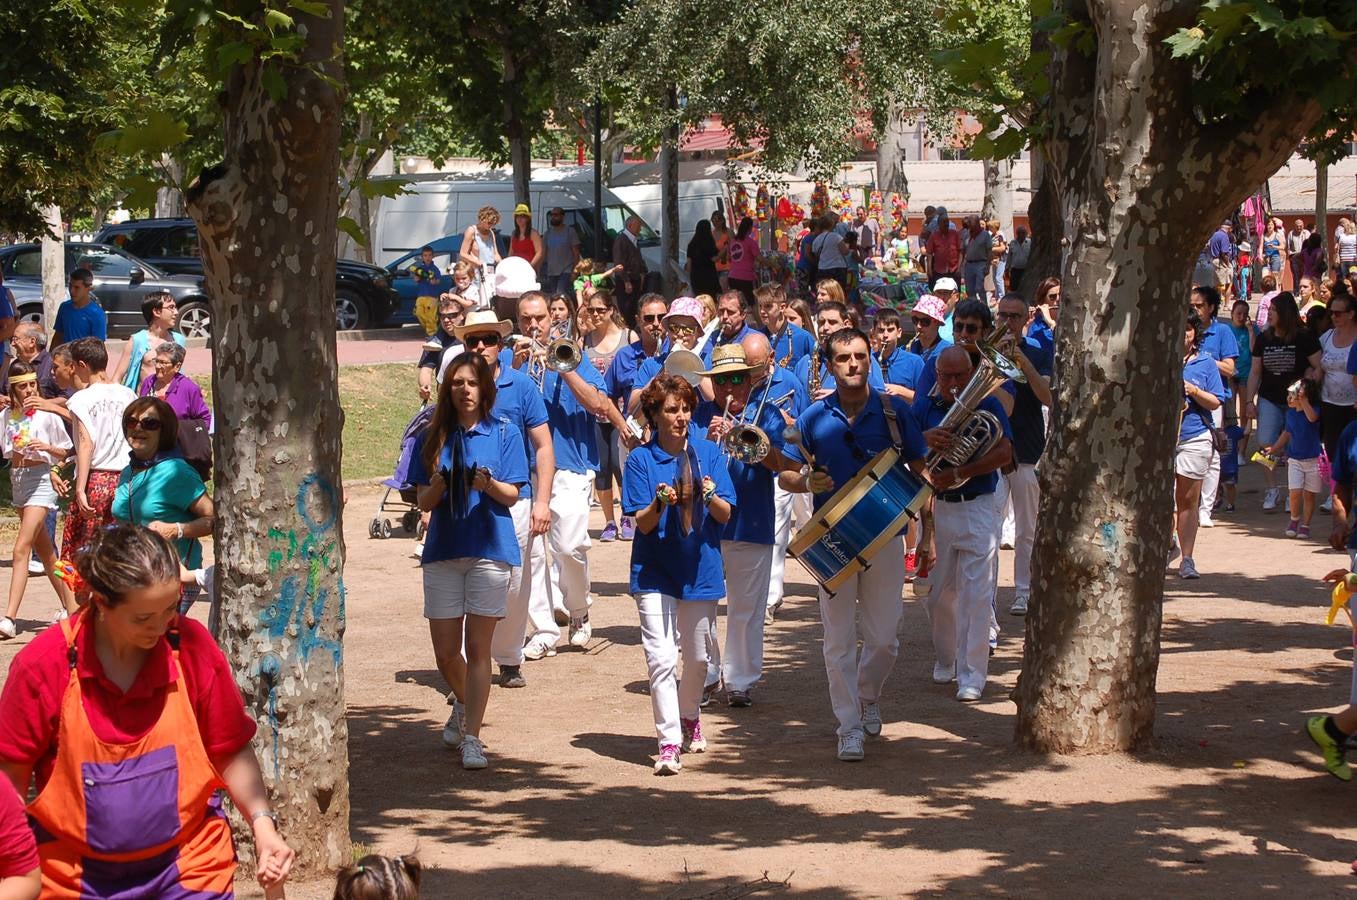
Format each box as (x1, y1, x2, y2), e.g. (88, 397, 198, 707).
(177, 417, 213, 482)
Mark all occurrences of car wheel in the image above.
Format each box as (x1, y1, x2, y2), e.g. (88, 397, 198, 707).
(177, 301, 212, 339)
(336, 289, 370, 332)
(17, 304, 42, 326)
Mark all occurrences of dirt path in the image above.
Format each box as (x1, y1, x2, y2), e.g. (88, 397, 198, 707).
(2, 464, 1354, 897)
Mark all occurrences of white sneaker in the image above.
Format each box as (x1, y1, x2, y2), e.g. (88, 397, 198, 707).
(522, 636, 556, 661)
(568, 615, 592, 648)
(1263, 487, 1279, 512)
(989, 622, 1000, 650)
(1010, 594, 1029, 616)
(1198, 512, 1215, 528)
(1322, 496, 1335, 513)
(50, 608, 68, 624)
(862, 702, 883, 736)
(932, 661, 956, 684)
(0, 617, 16, 639)
(441, 696, 465, 749)
(410, 541, 424, 559)
(460, 734, 488, 770)
(27, 557, 44, 576)
(956, 686, 983, 702)
(654, 744, 682, 775)
(837, 730, 866, 761)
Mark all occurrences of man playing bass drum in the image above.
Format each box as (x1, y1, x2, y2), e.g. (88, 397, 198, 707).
(780, 328, 928, 763)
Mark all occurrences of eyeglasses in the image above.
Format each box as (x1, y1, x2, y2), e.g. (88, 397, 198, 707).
(713, 372, 747, 386)
(955, 322, 983, 335)
(464, 333, 502, 348)
(667, 324, 697, 336)
(125, 416, 162, 432)
(642, 314, 665, 323)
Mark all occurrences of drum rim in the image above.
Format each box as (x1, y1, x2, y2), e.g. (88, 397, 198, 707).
(789, 448, 905, 556)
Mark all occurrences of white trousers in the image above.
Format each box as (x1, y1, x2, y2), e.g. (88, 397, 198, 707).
(636, 593, 718, 750)
(925, 492, 1002, 693)
(1007, 464, 1040, 595)
(528, 468, 595, 644)
(490, 496, 534, 667)
(767, 484, 795, 613)
(1199, 406, 1223, 515)
(721, 540, 775, 691)
(819, 534, 906, 737)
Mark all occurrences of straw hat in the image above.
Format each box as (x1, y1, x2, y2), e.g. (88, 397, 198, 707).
(453, 310, 512, 342)
(699, 344, 759, 377)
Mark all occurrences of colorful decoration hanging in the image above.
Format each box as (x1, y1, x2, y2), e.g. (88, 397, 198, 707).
(755, 184, 770, 222)
(731, 183, 751, 222)
(810, 182, 829, 219)
(837, 187, 854, 218)
(890, 193, 906, 230)
(868, 190, 883, 223)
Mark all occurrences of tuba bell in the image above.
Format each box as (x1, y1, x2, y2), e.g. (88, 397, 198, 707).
(923, 324, 1026, 488)
(663, 348, 705, 387)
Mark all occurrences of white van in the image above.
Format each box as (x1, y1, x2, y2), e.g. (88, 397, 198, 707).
(370, 168, 663, 272)
(608, 175, 727, 267)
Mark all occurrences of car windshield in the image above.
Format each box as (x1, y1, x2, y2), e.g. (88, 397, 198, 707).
(67, 245, 165, 279)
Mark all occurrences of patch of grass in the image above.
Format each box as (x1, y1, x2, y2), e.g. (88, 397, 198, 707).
(191, 364, 420, 483)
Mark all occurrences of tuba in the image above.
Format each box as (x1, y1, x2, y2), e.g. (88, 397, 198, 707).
(923, 324, 1026, 487)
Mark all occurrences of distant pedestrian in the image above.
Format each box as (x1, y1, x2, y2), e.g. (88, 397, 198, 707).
(51, 268, 106, 347)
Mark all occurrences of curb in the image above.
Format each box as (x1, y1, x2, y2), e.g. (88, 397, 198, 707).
(106, 324, 425, 352)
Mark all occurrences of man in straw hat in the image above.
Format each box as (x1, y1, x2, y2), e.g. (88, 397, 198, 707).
(452, 309, 556, 693)
(698, 344, 798, 708)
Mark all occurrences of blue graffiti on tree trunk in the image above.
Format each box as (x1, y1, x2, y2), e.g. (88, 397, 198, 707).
(259, 472, 346, 667)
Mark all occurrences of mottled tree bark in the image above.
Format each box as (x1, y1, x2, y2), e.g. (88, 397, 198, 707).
(185, 0, 349, 873)
(1014, 0, 1322, 753)
(661, 85, 680, 295)
(503, 46, 531, 207)
(1019, 151, 1061, 300)
(40, 205, 63, 329)
(876, 101, 912, 197)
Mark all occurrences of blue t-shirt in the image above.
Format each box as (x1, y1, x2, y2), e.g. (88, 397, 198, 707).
(1010, 335, 1054, 466)
(1231, 323, 1255, 382)
(111, 457, 207, 567)
(622, 437, 737, 600)
(693, 397, 787, 545)
(538, 363, 607, 475)
(794, 352, 886, 395)
(408, 419, 530, 567)
(410, 260, 443, 298)
(938, 312, 955, 345)
(54, 299, 107, 343)
(1220, 424, 1244, 480)
(1180, 354, 1227, 443)
(491, 364, 549, 499)
(1330, 420, 1357, 551)
(879, 346, 926, 391)
(1200, 319, 1239, 399)
(1028, 320, 1054, 355)
(700, 323, 755, 365)
(1284, 406, 1322, 461)
(783, 392, 928, 520)
(910, 393, 1013, 498)
(763, 322, 815, 368)
(1208, 228, 1233, 261)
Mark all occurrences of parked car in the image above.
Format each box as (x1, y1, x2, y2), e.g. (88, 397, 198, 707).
(0, 242, 212, 338)
(94, 217, 401, 330)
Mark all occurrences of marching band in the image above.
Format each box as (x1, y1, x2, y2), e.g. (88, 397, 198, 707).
(419, 277, 1047, 771)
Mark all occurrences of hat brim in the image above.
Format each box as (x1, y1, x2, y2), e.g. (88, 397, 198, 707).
(452, 320, 513, 341)
(698, 361, 759, 377)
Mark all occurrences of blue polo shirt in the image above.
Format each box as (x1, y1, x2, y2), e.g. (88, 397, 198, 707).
(763, 322, 815, 368)
(634, 345, 701, 393)
(759, 367, 808, 418)
(1180, 354, 1226, 443)
(605, 339, 658, 409)
(783, 392, 928, 521)
(910, 393, 1012, 498)
(700, 323, 755, 364)
(492, 364, 549, 499)
(537, 363, 607, 475)
(1284, 407, 1322, 461)
(408, 418, 530, 567)
(1330, 420, 1357, 552)
(909, 337, 951, 372)
(1010, 335, 1054, 465)
(53, 299, 107, 343)
(879, 346, 926, 390)
(1200, 318, 1239, 399)
(622, 437, 737, 600)
(692, 397, 788, 545)
(793, 353, 886, 395)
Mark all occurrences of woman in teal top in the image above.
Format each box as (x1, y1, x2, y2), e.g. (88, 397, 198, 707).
(111, 398, 215, 602)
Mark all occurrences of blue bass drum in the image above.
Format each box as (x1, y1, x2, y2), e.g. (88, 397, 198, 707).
(789, 449, 932, 593)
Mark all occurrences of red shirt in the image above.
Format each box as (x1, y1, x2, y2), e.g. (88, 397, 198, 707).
(0, 616, 257, 790)
(0, 778, 36, 878)
(926, 227, 963, 274)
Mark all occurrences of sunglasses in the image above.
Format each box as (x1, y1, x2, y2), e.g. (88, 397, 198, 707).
(713, 372, 747, 386)
(588, 306, 609, 314)
(955, 322, 983, 335)
(667, 324, 697, 336)
(994, 310, 1020, 320)
(439, 312, 461, 320)
(642, 314, 665, 323)
(125, 416, 162, 432)
(842, 430, 869, 463)
(911, 317, 937, 327)
(464, 333, 502, 348)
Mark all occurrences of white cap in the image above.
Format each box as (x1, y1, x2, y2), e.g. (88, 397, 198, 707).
(933, 277, 958, 293)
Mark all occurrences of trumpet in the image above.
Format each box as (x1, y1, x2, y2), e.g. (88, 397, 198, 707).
(524, 319, 581, 388)
(923, 323, 1025, 487)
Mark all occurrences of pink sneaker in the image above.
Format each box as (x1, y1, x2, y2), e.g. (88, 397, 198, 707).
(654, 744, 681, 775)
(1299, 524, 1311, 539)
(681, 717, 707, 753)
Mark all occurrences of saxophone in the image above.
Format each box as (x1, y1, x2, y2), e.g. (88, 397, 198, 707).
(808, 343, 822, 395)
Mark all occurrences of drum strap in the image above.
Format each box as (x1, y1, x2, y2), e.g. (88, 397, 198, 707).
(879, 393, 903, 450)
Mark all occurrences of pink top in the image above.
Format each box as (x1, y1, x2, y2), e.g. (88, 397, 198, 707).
(728, 234, 761, 282)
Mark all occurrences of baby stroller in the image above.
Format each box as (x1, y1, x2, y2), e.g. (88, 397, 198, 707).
(368, 404, 435, 540)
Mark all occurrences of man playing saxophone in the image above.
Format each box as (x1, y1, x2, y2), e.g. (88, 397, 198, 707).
(912, 346, 1013, 704)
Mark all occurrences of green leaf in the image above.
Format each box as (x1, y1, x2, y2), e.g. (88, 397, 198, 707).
(262, 67, 288, 101)
(337, 215, 368, 247)
(1164, 27, 1206, 59)
(289, 0, 330, 17)
(100, 109, 191, 156)
(355, 176, 411, 199)
(264, 9, 295, 33)
(217, 41, 254, 70)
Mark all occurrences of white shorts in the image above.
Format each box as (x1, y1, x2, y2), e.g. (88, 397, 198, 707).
(1288, 456, 1322, 493)
(1175, 434, 1214, 480)
(10, 464, 59, 509)
(423, 557, 511, 619)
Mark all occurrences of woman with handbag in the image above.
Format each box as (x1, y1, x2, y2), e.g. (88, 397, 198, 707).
(1174, 314, 1228, 580)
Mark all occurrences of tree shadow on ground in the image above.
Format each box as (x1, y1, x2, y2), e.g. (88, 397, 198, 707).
(417, 864, 825, 898)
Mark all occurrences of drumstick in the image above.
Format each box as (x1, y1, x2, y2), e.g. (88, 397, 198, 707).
(783, 425, 817, 470)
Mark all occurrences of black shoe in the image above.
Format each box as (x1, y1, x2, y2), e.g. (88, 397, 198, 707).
(727, 689, 752, 708)
(499, 665, 526, 688)
(700, 680, 721, 708)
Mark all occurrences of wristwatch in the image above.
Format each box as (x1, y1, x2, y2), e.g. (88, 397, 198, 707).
(251, 809, 278, 825)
